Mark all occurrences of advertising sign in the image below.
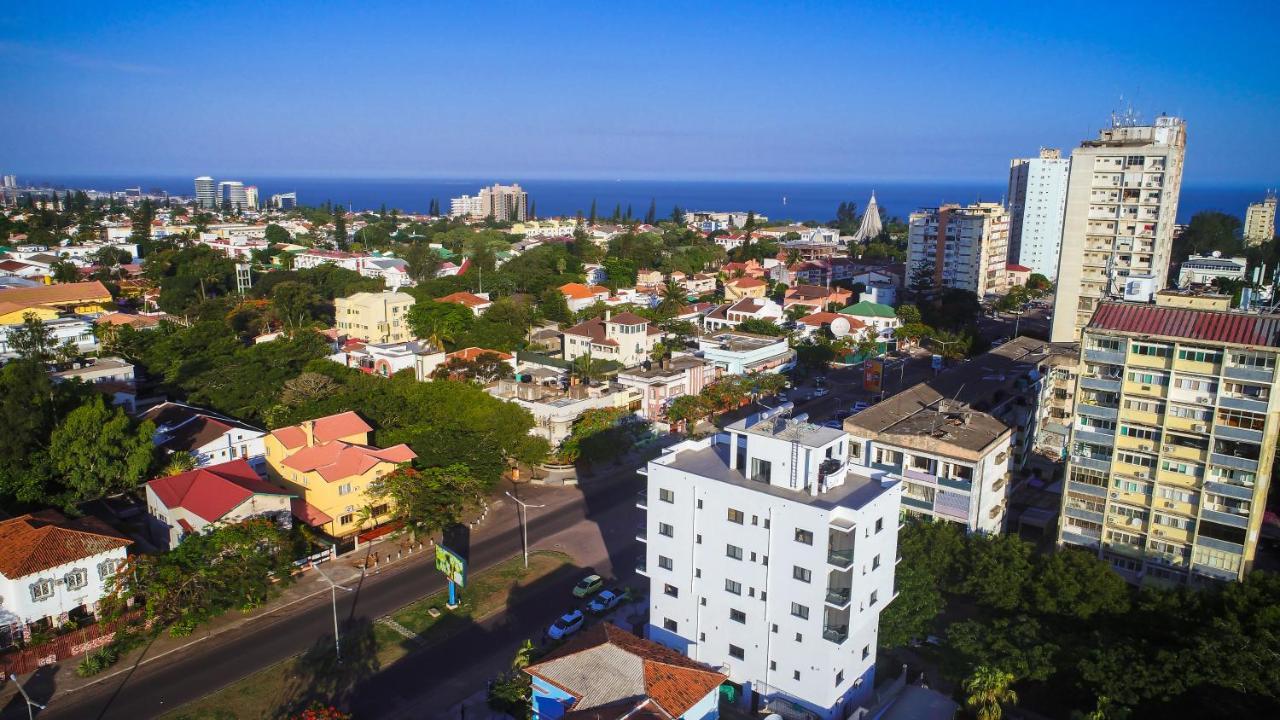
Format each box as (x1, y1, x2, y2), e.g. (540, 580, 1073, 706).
(435, 545, 466, 588)
(931, 354, 943, 371)
(863, 358, 883, 393)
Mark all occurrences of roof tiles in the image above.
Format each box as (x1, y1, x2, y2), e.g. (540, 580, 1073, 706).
(1090, 302, 1280, 348)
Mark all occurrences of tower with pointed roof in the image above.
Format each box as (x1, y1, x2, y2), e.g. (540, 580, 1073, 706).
(851, 192, 883, 243)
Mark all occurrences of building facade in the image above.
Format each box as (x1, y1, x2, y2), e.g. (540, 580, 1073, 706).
(1050, 116, 1187, 342)
(1244, 192, 1276, 246)
(1059, 302, 1278, 584)
(1007, 148, 1070, 280)
(907, 203, 1010, 296)
(561, 311, 661, 367)
(641, 412, 901, 720)
(194, 176, 217, 209)
(334, 291, 416, 343)
(145, 460, 294, 550)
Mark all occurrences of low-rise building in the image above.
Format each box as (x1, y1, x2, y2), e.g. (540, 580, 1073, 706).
(617, 354, 712, 426)
(145, 460, 295, 550)
(558, 282, 611, 313)
(562, 311, 661, 368)
(416, 346, 516, 381)
(723, 276, 768, 300)
(783, 284, 854, 312)
(839, 301, 900, 339)
(698, 331, 794, 375)
(142, 401, 270, 469)
(488, 378, 641, 445)
(0, 280, 114, 323)
(51, 356, 135, 385)
(334, 291, 416, 343)
(436, 291, 492, 315)
(330, 340, 434, 377)
(0, 511, 130, 647)
(702, 298, 784, 333)
(1177, 253, 1248, 288)
(0, 315, 98, 358)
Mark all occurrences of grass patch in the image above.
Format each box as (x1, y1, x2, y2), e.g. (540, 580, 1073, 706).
(162, 550, 573, 720)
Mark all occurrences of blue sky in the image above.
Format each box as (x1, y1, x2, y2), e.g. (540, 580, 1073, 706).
(2, 1, 1277, 183)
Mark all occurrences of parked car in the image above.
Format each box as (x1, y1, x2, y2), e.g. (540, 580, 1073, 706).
(573, 574, 604, 598)
(810, 387, 829, 398)
(587, 588, 631, 614)
(547, 609, 585, 640)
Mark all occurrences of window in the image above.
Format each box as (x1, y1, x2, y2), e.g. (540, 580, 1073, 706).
(725, 579, 742, 595)
(1217, 408, 1266, 431)
(659, 488, 674, 503)
(664, 584, 679, 597)
(337, 483, 354, 496)
(696, 499, 703, 509)
(700, 597, 706, 605)
(793, 670, 802, 681)
(97, 558, 120, 579)
(727, 508, 744, 524)
(696, 534, 702, 544)
(695, 569, 701, 578)
(663, 618, 678, 632)
(836, 670, 845, 685)
(29, 579, 54, 601)
(729, 645, 745, 660)
(869, 590, 879, 606)
(790, 602, 810, 620)
(1119, 425, 1160, 441)
(729, 609, 746, 623)
(795, 632, 803, 642)
(64, 568, 88, 591)
(658, 556, 673, 570)
(770, 660, 777, 671)
(752, 515, 759, 525)
(339, 513, 354, 526)
(794, 528, 814, 545)
(1131, 342, 1171, 357)
(658, 522, 674, 537)
(1230, 351, 1275, 369)
(1127, 370, 1169, 386)
(793, 566, 812, 583)
(726, 544, 743, 560)
(1178, 348, 1221, 363)
(872, 554, 881, 570)
(1173, 376, 1215, 393)
(875, 517, 884, 533)
(749, 458, 773, 484)
(862, 645, 871, 660)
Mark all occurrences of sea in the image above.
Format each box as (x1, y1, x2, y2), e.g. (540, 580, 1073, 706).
(19, 175, 1265, 225)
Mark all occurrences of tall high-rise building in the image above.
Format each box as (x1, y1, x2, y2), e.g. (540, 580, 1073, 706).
(244, 185, 259, 211)
(907, 202, 1010, 296)
(1050, 115, 1187, 342)
(641, 412, 901, 719)
(1007, 148, 1070, 280)
(449, 194, 482, 218)
(219, 181, 247, 210)
(194, 176, 217, 209)
(1059, 300, 1279, 584)
(271, 192, 297, 210)
(2, 175, 16, 189)
(1244, 192, 1277, 246)
(479, 183, 528, 221)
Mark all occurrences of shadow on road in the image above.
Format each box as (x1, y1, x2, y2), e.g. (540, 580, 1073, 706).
(274, 619, 382, 720)
(1, 663, 59, 719)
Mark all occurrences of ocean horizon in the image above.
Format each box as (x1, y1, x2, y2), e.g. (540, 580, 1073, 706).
(17, 174, 1268, 225)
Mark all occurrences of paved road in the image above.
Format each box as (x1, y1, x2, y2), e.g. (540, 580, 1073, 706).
(4, 474, 642, 720)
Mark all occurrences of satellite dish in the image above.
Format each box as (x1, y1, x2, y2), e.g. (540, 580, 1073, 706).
(766, 715, 784, 720)
(830, 316, 852, 338)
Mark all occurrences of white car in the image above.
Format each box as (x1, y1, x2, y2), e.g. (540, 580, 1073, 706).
(811, 387, 829, 398)
(587, 588, 630, 614)
(547, 609, 585, 640)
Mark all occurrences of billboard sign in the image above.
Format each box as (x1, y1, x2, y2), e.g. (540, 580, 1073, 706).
(435, 544, 466, 587)
(863, 358, 883, 393)
(931, 354, 943, 371)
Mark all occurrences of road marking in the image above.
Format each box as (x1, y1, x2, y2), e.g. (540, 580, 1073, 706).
(376, 618, 424, 645)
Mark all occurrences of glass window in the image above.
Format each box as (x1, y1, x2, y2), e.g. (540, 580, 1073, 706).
(659, 488, 674, 503)
(793, 566, 812, 583)
(790, 602, 810, 620)
(664, 584, 678, 597)
(729, 644, 745, 660)
(658, 555, 673, 570)
(794, 528, 814, 545)
(727, 508, 744, 524)
(726, 544, 743, 560)
(729, 609, 746, 623)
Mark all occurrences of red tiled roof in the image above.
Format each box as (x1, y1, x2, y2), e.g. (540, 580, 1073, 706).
(560, 283, 610, 300)
(607, 311, 649, 325)
(1090, 302, 1280, 348)
(281, 440, 415, 482)
(437, 291, 490, 308)
(1006, 263, 1032, 272)
(147, 460, 293, 523)
(0, 280, 112, 307)
(798, 311, 845, 326)
(0, 511, 130, 578)
(291, 498, 333, 527)
(271, 411, 374, 450)
(447, 346, 513, 362)
(727, 277, 765, 288)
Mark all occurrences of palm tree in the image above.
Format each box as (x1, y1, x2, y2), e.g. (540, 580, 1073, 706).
(572, 353, 606, 383)
(353, 503, 380, 549)
(512, 639, 535, 670)
(963, 666, 1018, 720)
(657, 278, 685, 317)
(160, 452, 197, 476)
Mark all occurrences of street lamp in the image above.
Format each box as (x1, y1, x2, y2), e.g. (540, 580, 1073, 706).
(312, 564, 353, 664)
(505, 491, 547, 569)
(8, 674, 46, 720)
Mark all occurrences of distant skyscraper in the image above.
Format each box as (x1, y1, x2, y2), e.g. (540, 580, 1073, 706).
(907, 202, 1010, 296)
(851, 192, 883, 243)
(2, 175, 16, 189)
(1007, 148, 1070, 280)
(451, 183, 528, 221)
(219, 181, 247, 210)
(1244, 192, 1276, 246)
(450, 194, 482, 218)
(271, 192, 297, 210)
(244, 185, 259, 211)
(1050, 115, 1186, 343)
(194, 176, 217, 209)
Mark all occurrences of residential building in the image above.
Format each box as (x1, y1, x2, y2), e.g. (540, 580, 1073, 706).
(488, 376, 640, 445)
(1177, 253, 1248, 288)
(702, 298, 784, 332)
(558, 282, 611, 313)
(271, 192, 297, 210)
(417, 346, 515, 380)
(1005, 263, 1032, 288)
(197, 234, 269, 259)
(0, 511, 130, 647)
(1060, 302, 1280, 584)
(450, 183, 528, 221)
(1244, 192, 1276, 246)
(679, 272, 717, 296)
(145, 460, 295, 550)
(526, 623, 726, 720)
(562, 311, 661, 368)
(360, 256, 413, 289)
(1050, 115, 1187, 342)
(436, 291, 492, 315)
(839, 301, 900, 340)
(783, 284, 853, 312)
(219, 181, 247, 210)
(329, 340, 435, 377)
(617, 354, 712, 425)
(244, 185, 259, 211)
(724, 276, 768, 300)
(51, 356, 135, 386)
(0, 315, 98, 358)
(142, 401, 270, 469)
(294, 248, 363, 272)
(697, 331, 794, 375)
(641, 411, 901, 719)
(1153, 288, 1232, 312)
(195, 176, 217, 209)
(334, 291, 416, 343)
(0, 280, 113, 322)
(907, 203, 1010, 296)
(1007, 148, 1071, 279)
(795, 312, 868, 342)
(860, 283, 897, 306)
(264, 412, 416, 541)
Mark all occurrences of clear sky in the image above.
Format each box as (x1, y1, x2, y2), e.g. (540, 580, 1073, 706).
(2, 1, 1277, 184)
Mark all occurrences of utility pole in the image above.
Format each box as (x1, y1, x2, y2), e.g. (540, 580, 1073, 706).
(505, 491, 546, 569)
(312, 564, 353, 663)
(9, 674, 46, 720)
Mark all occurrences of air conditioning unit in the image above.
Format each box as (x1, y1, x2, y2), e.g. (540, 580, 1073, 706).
(1142, 385, 1152, 391)
(1192, 424, 1207, 433)
(1128, 518, 1141, 527)
(1139, 444, 1153, 452)
(1162, 445, 1173, 453)
(1110, 492, 1119, 499)
(1153, 529, 1165, 537)
(1135, 470, 1149, 479)
(1164, 501, 1176, 509)
(1196, 397, 1210, 404)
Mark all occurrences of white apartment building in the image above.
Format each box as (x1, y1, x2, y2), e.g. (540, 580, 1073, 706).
(641, 411, 901, 719)
(194, 176, 217, 209)
(1007, 148, 1070, 280)
(907, 203, 1009, 296)
(1050, 115, 1187, 342)
(244, 185, 259, 211)
(450, 183, 528, 221)
(218, 181, 247, 210)
(1244, 193, 1276, 246)
(1177, 253, 1248, 288)
(450, 194, 483, 218)
(561, 311, 661, 368)
(271, 192, 297, 210)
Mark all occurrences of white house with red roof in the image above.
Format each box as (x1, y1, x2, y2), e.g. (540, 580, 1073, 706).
(702, 297, 784, 332)
(144, 460, 295, 550)
(436, 291, 492, 315)
(0, 511, 131, 645)
(558, 282, 611, 313)
(562, 310, 661, 367)
(141, 402, 268, 470)
(293, 248, 364, 272)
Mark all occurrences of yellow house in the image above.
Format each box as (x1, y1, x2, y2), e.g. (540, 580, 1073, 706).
(264, 411, 416, 540)
(723, 276, 768, 301)
(334, 291, 416, 343)
(0, 280, 114, 323)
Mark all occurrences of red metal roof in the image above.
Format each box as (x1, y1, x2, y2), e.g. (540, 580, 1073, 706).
(147, 460, 294, 523)
(1090, 302, 1280, 348)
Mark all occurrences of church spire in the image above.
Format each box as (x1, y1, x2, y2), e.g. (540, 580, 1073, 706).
(852, 191, 883, 243)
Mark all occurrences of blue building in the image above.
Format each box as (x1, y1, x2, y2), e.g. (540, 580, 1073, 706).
(525, 623, 726, 719)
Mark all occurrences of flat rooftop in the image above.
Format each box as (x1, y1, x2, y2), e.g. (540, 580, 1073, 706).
(701, 332, 785, 353)
(661, 442, 892, 511)
(728, 413, 846, 449)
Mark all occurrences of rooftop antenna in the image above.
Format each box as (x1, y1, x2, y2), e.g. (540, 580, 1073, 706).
(929, 384, 968, 437)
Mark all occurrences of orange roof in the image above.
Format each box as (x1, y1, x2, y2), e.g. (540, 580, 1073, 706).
(0, 280, 112, 308)
(437, 291, 491, 308)
(559, 282, 610, 300)
(96, 312, 165, 328)
(271, 411, 374, 450)
(447, 346, 513, 362)
(281, 440, 416, 482)
(797, 311, 845, 326)
(291, 498, 333, 527)
(728, 277, 765, 288)
(0, 510, 130, 578)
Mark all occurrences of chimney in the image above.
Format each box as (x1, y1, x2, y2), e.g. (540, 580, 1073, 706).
(605, 309, 612, 322)
(302, 420, 316, 447)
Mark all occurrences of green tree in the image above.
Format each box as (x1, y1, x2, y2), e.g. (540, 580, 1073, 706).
(370, 464, 485, 538)
(896, 303, 923, 325)
(407, 300, 475, 350)
(264, 223, 291, 245)
(656, 277, 686, 317)
(271, 281, 323, 329)
(332, 207, 348, 249)
(737, 318, 786, 336)
(948, 616, 1059, 682)
(50, 259, 81, 283)
(1026, 548, 1130, 620)
(538, 286, 573, 324)
(960, 534, 1033, 610)
(963, 666, 1018, 720)
(645, 198, 656, 225)
(7, 313, 56, 362)
(160, 452, 198, 476)
(48, 396, 156, 507)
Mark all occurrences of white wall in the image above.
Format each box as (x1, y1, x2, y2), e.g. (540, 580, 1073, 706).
(0, 548, 128, 628)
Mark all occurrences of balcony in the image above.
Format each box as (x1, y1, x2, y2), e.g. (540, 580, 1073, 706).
(1210, 452, 1259, 473)
(1075, 429, 1116, 447)
(902, 466, 937, 484)
(902, 495, 933, 511)
(636, 525, 647, 542)
(1214, 425, 1265, 443)
(827, 548, 854, 568)
(1078, 402, 1119, 421)
(1218, 395, 1270, 414)
(1084, 348, 1126, 365)
(825, 587, 852, 608)
(636, 491, 647, 510)
(1070, 454, 1112, 472)
(636, 558, 648, 576)
(1223, 365, 1274, 383)
(1067, 479, 1108, 498)
(822, 625, 849, 644)
(1061, 529, 1101, 549)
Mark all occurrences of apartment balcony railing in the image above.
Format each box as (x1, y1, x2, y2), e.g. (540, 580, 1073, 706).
(826, 548, 854, 568)
(822, 625, 849, 644)
(825, 587, 852, 608)
(636, 526, 647, 542)
(636, 491, 647, 510)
